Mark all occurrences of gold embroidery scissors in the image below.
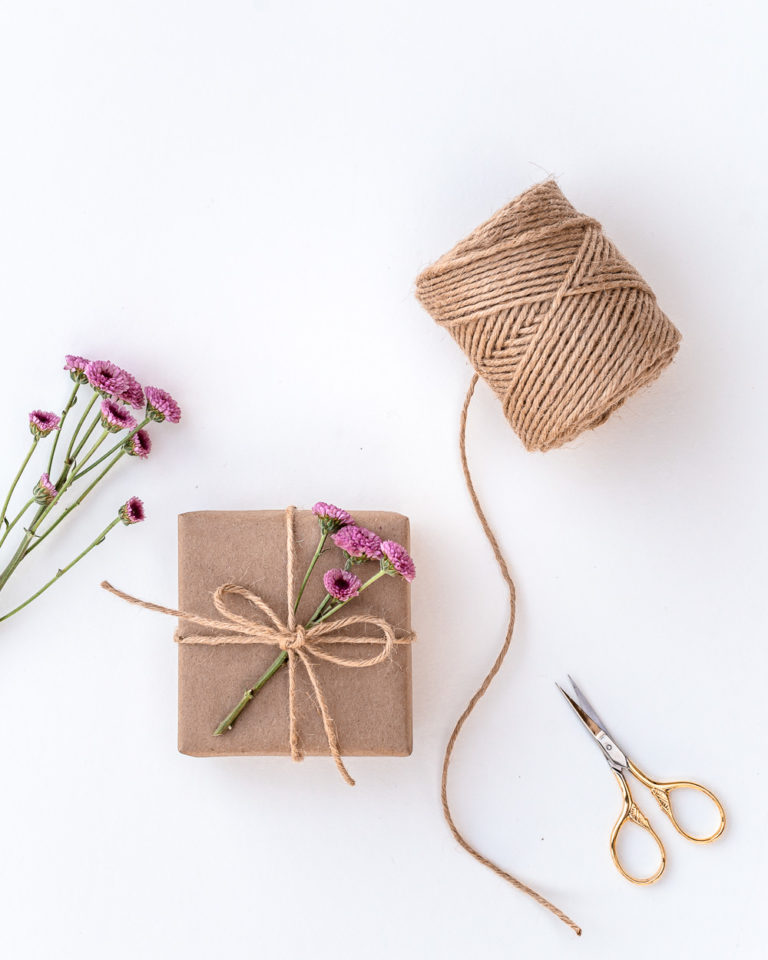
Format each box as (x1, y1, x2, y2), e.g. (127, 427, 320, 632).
(557, 676, 726, 884)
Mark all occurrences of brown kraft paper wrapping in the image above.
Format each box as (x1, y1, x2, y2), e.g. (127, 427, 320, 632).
(177, 509, 413, 757)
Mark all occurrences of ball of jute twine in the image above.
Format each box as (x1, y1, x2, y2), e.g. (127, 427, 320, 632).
(417, 179, 680, 452)
(415, 180, 681, 936)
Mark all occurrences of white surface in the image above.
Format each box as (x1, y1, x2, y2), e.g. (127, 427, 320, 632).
(0, 2, 764, 957)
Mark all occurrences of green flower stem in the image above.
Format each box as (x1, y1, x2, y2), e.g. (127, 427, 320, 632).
(0, 504, 46, 591)
(74, 428, 109, 475)
(297, 541, 358, 626)
(0, 439, 38, 531)
(70, 410, 102, 464)
(73, 417, 150, 481)
(0, 465, 77, 590)
(292, 529, 328, 614)
(212, 566, 391, 736)
(46, 381, 80, 476)
(24, 450, 126, 557)
(307, 591, 332, 625)
(0, 446, 125, 590)
(0, 517, 121, 624)
(212, 650, 288, 735)
(0, 498, 34, 551)
(59, 391, 98, 485)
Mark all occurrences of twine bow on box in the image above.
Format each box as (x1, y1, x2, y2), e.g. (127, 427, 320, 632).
(102, 506, 414, 786)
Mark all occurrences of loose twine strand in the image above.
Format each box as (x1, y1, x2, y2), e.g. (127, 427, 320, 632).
(440, 375, 581, 936)
(101, 506, 414, 787)
(421, 181, 681, 935)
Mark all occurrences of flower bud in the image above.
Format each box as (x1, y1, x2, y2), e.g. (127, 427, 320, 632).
(33, 473, 57, 505)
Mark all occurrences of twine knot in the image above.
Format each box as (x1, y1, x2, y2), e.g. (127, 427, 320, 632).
(281, 624, 306, 651)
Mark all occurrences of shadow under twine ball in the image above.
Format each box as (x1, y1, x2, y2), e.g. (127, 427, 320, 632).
(416, 179, 681, 451)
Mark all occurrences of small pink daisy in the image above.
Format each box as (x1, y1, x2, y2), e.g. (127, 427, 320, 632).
(332, 525, 383, 561)
(29, 410, 61, 438)
(64, 355, 90, 383)
(100, 399, 137, 433)
(119, 372, 145, 410)
(145, 386, 181, 424)
(125, 428, 152, 458)
(85, 360, 128, 398)
(380, 540, 416, 582)
(312, 501, 353, 533)
(323, 568, 362, 602)
(119, 496, 146, 525)
(33, 473, 58, 505)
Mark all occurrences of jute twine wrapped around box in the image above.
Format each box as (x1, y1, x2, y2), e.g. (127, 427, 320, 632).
(103, 506, 414, 786)
(415, 180, 681, 935)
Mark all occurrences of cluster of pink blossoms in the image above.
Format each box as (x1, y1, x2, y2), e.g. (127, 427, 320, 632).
(59, 354, 180, 465)
(35, 356, 181, 507)
(311, 500, 415, 603)
(0, 355, 184, 624)
(59, 354, 180, 512)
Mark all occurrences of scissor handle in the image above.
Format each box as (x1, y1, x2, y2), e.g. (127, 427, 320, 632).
(609, 769, 666, 884)
(627, 759, 726, 844)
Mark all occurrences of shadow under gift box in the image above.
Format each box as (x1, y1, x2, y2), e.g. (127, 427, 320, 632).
(177, 510, 413, 757)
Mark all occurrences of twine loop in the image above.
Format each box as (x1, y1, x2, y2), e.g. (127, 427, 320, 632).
(101, 506, 413, 787)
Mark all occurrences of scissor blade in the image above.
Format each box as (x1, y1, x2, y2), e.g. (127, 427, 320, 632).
(556, 684, 602, 737)
(566, 675, 610, 733)
(556, 682, 630, 773)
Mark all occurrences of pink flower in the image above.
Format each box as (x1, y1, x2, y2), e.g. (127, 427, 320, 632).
(380, 540, 416, 582)
(100, 399, 137, 433)
(119, 372, 145, 410)
(332, 525, 383, 561)
(29, 410, 61, 437)
(64, 355, 90, 382)
(85, 360, 128, 397)
(323, 568, 362, 601)
(64, 355, 88, 371)
(33, 473, 58, 505)
(145, 386, 181, 424)
(312, 501, 353, 532)
(125, 428, 152, 458)
(119, 496, 146, 525)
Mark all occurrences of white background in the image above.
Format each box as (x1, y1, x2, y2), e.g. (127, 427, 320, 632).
(0, 2, 764, 957)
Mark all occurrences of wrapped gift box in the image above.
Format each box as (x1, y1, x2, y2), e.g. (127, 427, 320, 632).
(177, 509, 413, 757)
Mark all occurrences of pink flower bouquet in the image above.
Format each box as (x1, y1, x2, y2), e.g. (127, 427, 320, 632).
(0, 355, 181, 623)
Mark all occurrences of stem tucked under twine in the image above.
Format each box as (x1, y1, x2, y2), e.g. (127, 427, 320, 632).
(440, 375, 581, 936)
(101, 506, 414, 786)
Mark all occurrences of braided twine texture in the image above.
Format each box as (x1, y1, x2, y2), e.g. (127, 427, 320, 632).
(416, 180, 681, 452)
